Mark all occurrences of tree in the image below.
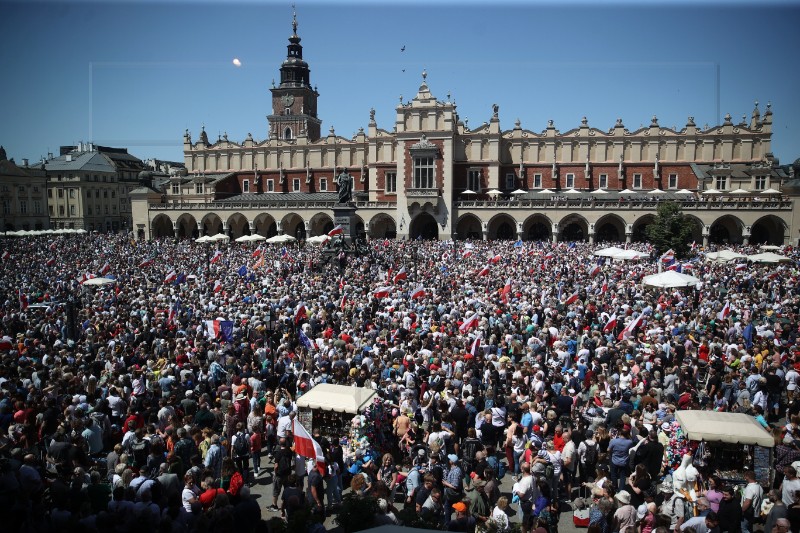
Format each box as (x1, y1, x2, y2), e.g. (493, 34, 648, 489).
(645, 201, 696, 258)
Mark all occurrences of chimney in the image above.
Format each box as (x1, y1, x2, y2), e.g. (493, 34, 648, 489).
(22, 158, 28, 167)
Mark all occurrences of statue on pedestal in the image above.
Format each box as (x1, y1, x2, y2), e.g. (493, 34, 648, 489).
(335, 168, 353, 204)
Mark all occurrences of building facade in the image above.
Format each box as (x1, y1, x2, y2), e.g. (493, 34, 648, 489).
(32, 143, 146, 232)
(132, 15, 796, 246)
(0, 146, 49, 232)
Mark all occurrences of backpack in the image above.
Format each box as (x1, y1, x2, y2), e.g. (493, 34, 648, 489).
(277, 450, 293, 476)
(234, 432, 250, 458)
(582, 440, 598, 465)
(131, 439, 150, 468)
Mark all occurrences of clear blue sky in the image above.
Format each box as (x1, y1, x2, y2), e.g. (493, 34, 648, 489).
(2, 0, 799, 166)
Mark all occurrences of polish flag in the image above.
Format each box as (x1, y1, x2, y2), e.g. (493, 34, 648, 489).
(564, 290, 580, 306)
(734, 263, 747, 271)
(410, 285, 426, 299)
(164, 270, 177, 284)
(386, 267, 393, 283)
(489, 254, 502, 264)
(294, 304, 307, 325)
(459, 312, 480, 333)
(79, 273, 97, 284)
(470, 331, 483, 358)
(213, 280, 223, 293)
(18, 290, 28, 311)
(340, 293, 347, 311)
(462, 250, 473, 259)
(393, 266, 408, 283)
(681, 263, 694, 271)
(603, 313, 617, 333)
(138, 258, 153, 268)
(717, 301, 731, 322)
(49, 241, 58, 252)
(251, 247, 263, 258)
(661, 249, 676, 263)
(373, 286, 392, 298)
(210, 250, 223, 264)
(601, 280, 608, 294)
(99, 262, 111, 276)
(328, 225, 344, 237)
(1, 251, 9, 260)
(544, 252, 554, 260)
(501, 278, 512, 304)
(338, 277, 345, 290)
(46, 257, 56, 267)
(588, 265, 601, 278)
(617, 313, 643, 341)
(666, 263, 680, 272)
(292, 419, 326, 476)
(477, 264, 491, 277)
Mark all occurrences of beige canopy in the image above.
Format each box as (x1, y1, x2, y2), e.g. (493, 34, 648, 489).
(675, 410, 774, 447)
(295, 383, 377, 414)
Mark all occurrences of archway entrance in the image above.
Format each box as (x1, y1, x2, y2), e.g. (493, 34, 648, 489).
(709, 216, 743, 245)
(152, 214, 174, 239)
(751, 216, 785, 245)
(410, 212, 439, 240)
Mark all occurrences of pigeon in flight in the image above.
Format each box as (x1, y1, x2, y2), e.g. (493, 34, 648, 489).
(401, 45, 405, 52)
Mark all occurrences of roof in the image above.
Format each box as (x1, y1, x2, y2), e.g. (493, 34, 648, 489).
(295, 383, 377, 414)
(675, 410, 773, 447)
(226, 192, 339, 202)
(45, 151, 116, 173)
(0, 159, 31, 178)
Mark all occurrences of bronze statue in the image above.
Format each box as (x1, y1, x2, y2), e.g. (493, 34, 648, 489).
(335, 168, 353, 204)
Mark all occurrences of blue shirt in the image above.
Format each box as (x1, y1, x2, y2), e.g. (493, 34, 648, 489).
(607, 437, 633, 467)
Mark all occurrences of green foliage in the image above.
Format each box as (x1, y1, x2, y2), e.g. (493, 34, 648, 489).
(644, 201, 696, 258)
(334, 493, 379, 533)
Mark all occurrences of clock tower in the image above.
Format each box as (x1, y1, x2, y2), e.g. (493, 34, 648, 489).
(268, 10, 321, 142)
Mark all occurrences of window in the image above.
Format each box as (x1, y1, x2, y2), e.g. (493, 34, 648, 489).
(33, 186, 39, 193)
(87, 206, 92, 215)
(47, 189, 52, 198)
(69, 188, 76, 198)
(171, 183, 179, 195)
(105, 206, 109, 214)
(111, 191, 115, 198)
(33, 201, 41, 214)
(467, 169, 481, 192)
(599, 174, 608, 189)
(19, 200, 27, 214)
(413, 156, 435, 189)
(59, 206, 65, 216)
(86, 190, 91, 198)
(243, 179, 250, 193)
(633, 173, 642, 189)
(755, 176, 767, 190)
(103, 190, 108, 198)
(70, 205, 76, 216)
(383, 172, 396, 193)
(267, 179, 274, 192)
(58, 189, 64, 198)
(506, 173, 516, 190)
(565, 173, 575, 189)
(48, 205, 54, 216)
(320, 178, 328, 192)
(2, 200, 9, 215)
(195, 183, 204, 194)
(293, 178, 301, 191)
(95, 190, 100, 198)
(715, 175, 727, 190)
(533, 173, 542, 189)
(112, 205, 116, 213)
(668, 173, 678, 189)
(284, 127, 292, 140)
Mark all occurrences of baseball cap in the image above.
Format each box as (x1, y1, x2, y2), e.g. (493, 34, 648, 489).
(452, 502, 467, 512)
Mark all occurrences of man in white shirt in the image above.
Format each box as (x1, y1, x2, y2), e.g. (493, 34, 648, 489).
(780, 466, 800, 506)
(276, 411, 296, 440)
(741, 470, 764, 533)
(786, 367, 799, 401)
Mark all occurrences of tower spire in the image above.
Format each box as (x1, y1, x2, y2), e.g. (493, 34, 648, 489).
(292, 3, 298, 35)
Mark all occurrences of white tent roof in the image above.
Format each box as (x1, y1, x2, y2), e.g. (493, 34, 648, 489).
(295, 383, 377, 414)
(676, 410, 774, 447)
(747, 252, 792, 263)
(642, 270, 701, 288)
(759, 245, 783, 251)
(594, 246, 625, 257)
(266, 234, 297, 244)
(611, 249, 647, 260)
(704, 249, 747, 263)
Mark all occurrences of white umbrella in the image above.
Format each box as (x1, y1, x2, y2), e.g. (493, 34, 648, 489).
(619, 189, 636, 194)
(563, 188, 581, 194)
(594, 246, 625, 257)
(759, 244, 783, 251)
(536, 189, 554, 194)
(75, 229, 87, 234)
(306, 235, 331, 246)
(248, 234, 266, 242)
(728, 188, 750, 194)
(675, 189, 694, 194)
(510, 189, 527, 196)
(266, 234, 297, 244)
(485, 189, 502, 197)
(746, 252, 792, 263)
(461, 189, 477, 196)
(195, 235, 212, 243)
(234, 235, 252, 243)
(210, 233, 230, 242)
(647, 189, 666, 194)
(642, 270, 701, 288)
(611, 249, 647, 261)
(702, 189, 722, 195)
(704, 249, 747, 263)
(82, 277, 116, 286)
(590, 189, 608, 194)
(760, 188, 781, 195)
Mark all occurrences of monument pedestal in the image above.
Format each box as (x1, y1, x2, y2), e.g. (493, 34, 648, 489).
(332, 204, 358, 245)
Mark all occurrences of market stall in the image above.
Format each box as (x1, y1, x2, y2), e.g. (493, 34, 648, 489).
(674, 410, 774, 486)
(295, 383, 378, 439)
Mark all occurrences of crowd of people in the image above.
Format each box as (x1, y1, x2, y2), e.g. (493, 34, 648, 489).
(1, 231, 800, 533)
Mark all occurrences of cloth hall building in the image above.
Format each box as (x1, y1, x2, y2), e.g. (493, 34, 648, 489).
(131, 16, 796, 247)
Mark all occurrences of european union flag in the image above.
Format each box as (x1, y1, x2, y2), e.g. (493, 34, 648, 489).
(299, 330, 314, 350)
(237, 265, 247, 277)
(174, 273, 186, 285)
(218, 320, 234, 342)
(514, 239, 523, 248)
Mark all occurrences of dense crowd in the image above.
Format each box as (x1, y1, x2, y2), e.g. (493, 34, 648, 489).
(2, 232, 800, 533)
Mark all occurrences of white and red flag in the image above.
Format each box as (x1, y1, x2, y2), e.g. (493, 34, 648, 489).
(328, 225, 344, 237)
(99, 262, 111, 275)
(292, 419, 326, 476)
(588, 265, 601, 278)
(501, 279, 512, 304)
(564, 290, 580, 306)
(213, 280, 223, 293)
(470, 331, 483, 358)
(393, 266, 408, 283)
(459, 312, 480, 333)
(210, 250, 223, 264)
(372, 286, 392, 298)
(410, 285, 426, 299)
(164, 270, 177, 284)
(717, 301, 731, 321)
(617, 313, 643, 341)
(477, 264, 490, 277)
(603, 313, 617, 334)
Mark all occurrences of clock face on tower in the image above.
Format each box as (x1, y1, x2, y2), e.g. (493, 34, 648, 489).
(280, 95, 295, 108)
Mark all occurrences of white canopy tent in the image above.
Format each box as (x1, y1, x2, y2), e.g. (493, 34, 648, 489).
(675, 410, 774, 447)
(704, 250, 747, 263)
(746, 252, 792, 263)
(594, 246, 626, 257)
(295, 383, 378, 414)
(611, 249, 648, 261)
(306, 235, 331, 246)
(642, 270, 701, 288)
(81, 277, 116, 286)
(210, 233, 230, 242)
(265, 234, 297, 244)
(759, 245, 783, 251)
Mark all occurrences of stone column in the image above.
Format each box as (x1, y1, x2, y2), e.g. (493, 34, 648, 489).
(742, 226, 751, 246)
(249, 221, 256, 235)
(552, 223, 559, 243)
(702, 225, 710, 248)
(196, 221, 203, 236)
(588, 223, 595, 245)
(625, 224, 633, 244)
